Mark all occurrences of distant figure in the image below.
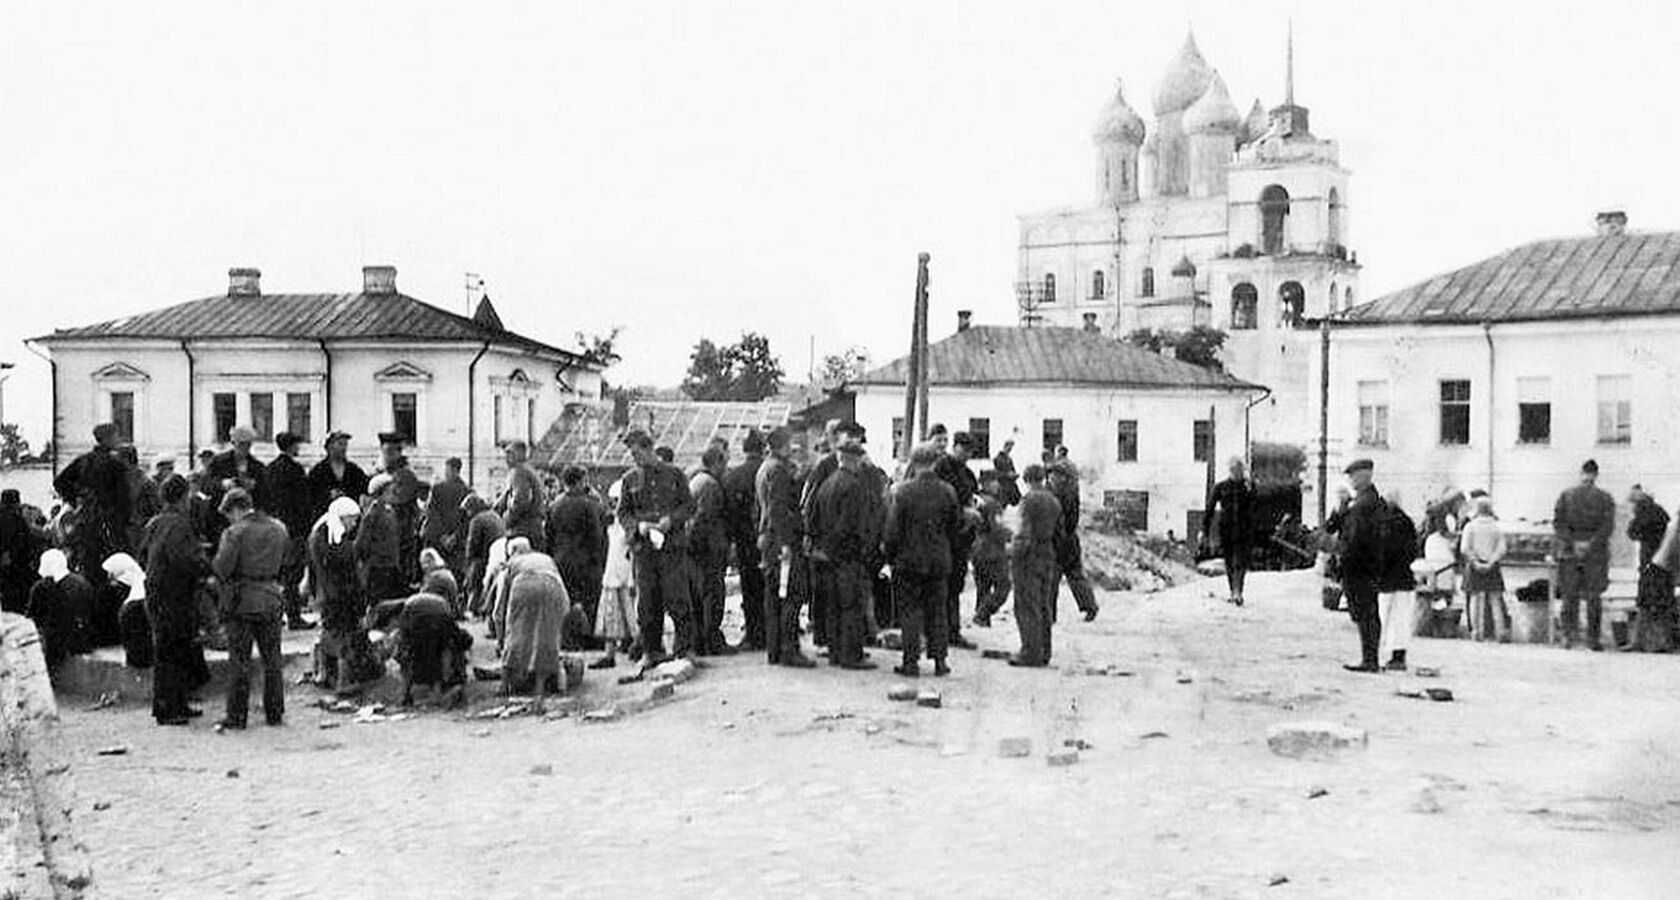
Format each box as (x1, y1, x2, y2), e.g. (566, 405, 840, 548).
(497, 441, 545, 552)
(969, 473, 1014, 628)
(1202, 457, 1256, 607)
(357, 474, 406, 602)
(0, 488, 45, 613)
(378, 432, 430, 584)
(1553, 459, 1616, 651)
(53, 422, 133, 575)
(1337, 459, 1386, 673)
(205, 426, 269, 521)
(1458, 495, 1509, 643)
(545, 465, 608, 646)
(1628, 484, 1673, 653)
(807, 424, 882, 670)
(756, 427, 813, 667)
(723, 430, 768, 651)
(141, 475, 210, 725)
(1007, 464, 1060, 667)
(991, 439, 1022, 507)
(1377, 490, 1418, 672)
(591, 478, 638, 669)
(494, 541, 570, 697)
(422, 457, 472, 564)
(883, 444, 961, 678)
(307, 431, 369, 518)
(934, 431, 981, 650)
(461, 493, 505, 617)
(687, 446, 732, 656)
(1048, 460, 1099, 622)
(211, 488, 290, 730)
(267, 431, 316, 631)
(618, 429, 696, 667)
(27, 548, 94, 673)
(309, 496, 379, 694)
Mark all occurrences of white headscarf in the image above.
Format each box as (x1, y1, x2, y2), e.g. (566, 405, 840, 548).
(102, 552, 146, 604)
(420, 547, 447, 572)
(483, 536, 510, 594)
(314, 496, 361, 545)
(38, 548, 70, 582)
(367, 473, 395, 499)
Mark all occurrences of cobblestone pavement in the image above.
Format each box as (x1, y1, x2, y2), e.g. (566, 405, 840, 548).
(57, 572, 1680, 899)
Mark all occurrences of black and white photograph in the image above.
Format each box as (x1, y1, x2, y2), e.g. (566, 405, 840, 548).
(2, 2, 1678, 897)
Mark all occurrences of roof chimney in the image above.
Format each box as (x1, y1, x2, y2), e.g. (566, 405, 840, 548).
(228, 267, 261, 297)
(957, 309, 972, 332)
(1595, 210, 1628, 237)
(363, 265, 398, 295)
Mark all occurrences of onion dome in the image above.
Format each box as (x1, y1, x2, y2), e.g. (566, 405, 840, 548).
(1171, 256, 1197, 278)
(1152, 31, 1214, 116)
(1239, 99, 1267, 144)
(1184, 72, 1240, 134)
(1092, 80, 1146, 145)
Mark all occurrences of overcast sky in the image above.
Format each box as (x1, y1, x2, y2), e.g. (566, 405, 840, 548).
(3, 0, 1677, 445)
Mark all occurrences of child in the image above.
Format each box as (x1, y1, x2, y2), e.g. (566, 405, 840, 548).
(590, 478, 638, 669)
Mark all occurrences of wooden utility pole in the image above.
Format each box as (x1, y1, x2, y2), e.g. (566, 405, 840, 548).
(902, 253, 930, 460)
(1317, 318, 1331, 528)
(915, 253, 931, 442)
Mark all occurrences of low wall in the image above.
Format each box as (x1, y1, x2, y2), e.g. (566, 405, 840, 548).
(1, 614, 97, 899)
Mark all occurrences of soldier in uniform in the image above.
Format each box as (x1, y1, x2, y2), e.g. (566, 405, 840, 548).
(687, 446, 732, 655)
(617, 429, 695, 666)
(723, 430, 767, 650)
(756, 427, 815, 667)
(808, 423, 882, 669)
(1008, 464, 1060, 666)
(884, 444, 962, 677)
(211, 488, 290, 730)
(498, 440, 545, 552)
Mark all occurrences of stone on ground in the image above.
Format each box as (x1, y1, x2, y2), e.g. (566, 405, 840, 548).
(997, 737, 1032, 758)
(915, 690, 942, 708)
(1266, 722, 1369, 759)
(1046, 749, 1080, 767)
(886, 685, 918, 702)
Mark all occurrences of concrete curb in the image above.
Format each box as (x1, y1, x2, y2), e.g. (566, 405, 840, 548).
(2, 613, 98, 899)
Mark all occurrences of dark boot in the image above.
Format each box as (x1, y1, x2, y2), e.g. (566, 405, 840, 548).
(1384, 650, 1407, 672)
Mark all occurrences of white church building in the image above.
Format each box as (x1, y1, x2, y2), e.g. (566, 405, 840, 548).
(1014, 31, 1358, 446)
(30, 265, 604, 492)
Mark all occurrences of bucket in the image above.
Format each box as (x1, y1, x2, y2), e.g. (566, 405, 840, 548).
(1512, 600, 1551, 644)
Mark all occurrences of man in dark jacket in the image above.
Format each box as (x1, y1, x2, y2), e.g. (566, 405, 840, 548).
(308, 431, 369, 518)
(1376, 491, 1418, 671)
(356, 474, 406, 602)
(992, 439, 1022, 507)
(205, 426, 269, 519)
(1203, 457, 1256, 607)
(53, 422, 133, 574)
(756, 427, 813, 667)
(378, 432, 430, 585)
(1627, 484, 1672, 652)
(687, 446, 733, 656)
(266, 432, 316, 630)
(545, 465, 609, 643)
(884, 444, 962, 677)
(143, 475, 211, 725)
(423, 457, 472, 562)
(1048, 460, 1100, 622)
(211, 488, 290, 730)
(1008, 464, 1061, 666)
(0, 488, 44, 613)
(618, 429, 696, 666)
(1554, 459, 1617, 650)
(809, 424, 882, 670)
(1338, 458, 1386, 672)
(723, 430, 767, 651)
(934, 432, 981, 649)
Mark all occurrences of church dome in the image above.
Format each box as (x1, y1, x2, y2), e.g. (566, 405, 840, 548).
(1152, 32, 1214, 116)
(1092, 80, 1146, 144)
(1171, 256, 1197, 278)
(1183, 72, 1240, 134)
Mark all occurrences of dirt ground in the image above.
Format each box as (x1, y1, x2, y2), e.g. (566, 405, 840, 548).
(53, 571, 1680, 899)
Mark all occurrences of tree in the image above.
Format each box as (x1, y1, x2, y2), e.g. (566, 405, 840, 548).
(1121, 327, 1227, 372)
(574, 326, 624, 368)
(818, 346, 872, 387)
(681, 332, 785, 401)
(0, 424, 30, 467)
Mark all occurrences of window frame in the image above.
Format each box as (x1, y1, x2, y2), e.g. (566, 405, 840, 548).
(1115, 419, 1138, 463)
(391, 392, 419, 446)
(249, 392, 275, 442)
(1231, 283, 1258, 330)
(212, 392, 238, 445)
(1192, 419, 1214, 463)
(1596, 374, 1632, 445)
(1041, 418, 1064, 456)
(1356, 379, 1389, 448)
(967, 417, 992, 459)
(287, 392, 312, 444)
(1438, 379, 1471, 446)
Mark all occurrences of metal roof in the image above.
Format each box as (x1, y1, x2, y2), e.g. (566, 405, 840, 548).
(1339, 232, 1680, 325)
(540, 399, 792, 472)
(852, 325, 1258, 391)
(36, 291, 591, 363)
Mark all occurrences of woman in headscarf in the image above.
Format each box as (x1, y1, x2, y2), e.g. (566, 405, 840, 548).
(309, 496, 382, 693)
(419, 547, 460, 615)
(461, 492, 504, 617)
(141, 475, 211, 724)
(493, 538, 570, 697)
(102, 552, 152, 669)
(27, 548, 95, 672)
(369, 587, 472, 707)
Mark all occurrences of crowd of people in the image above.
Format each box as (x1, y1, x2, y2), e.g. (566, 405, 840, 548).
(0, 417, 1108, 730)
(1318, 456, 1680, 674)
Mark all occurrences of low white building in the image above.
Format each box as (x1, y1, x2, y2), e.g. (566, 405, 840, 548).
(847, 322, 1265, 535)
(30, 265, 604, 493)
(1327, 212, 1680, 536)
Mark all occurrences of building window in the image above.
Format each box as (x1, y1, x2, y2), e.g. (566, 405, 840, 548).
(1231, 283, 1258, 330)
(1279, 282, 1306, 328)
(1260, 184, 1290, 255)
(213, 392, 237, 444)
(1516, 377, 1550, 445)
(1439, 380, 1471, 446)
(1596, 375, 1632, 444)
(493, 395, 504, 445)
(1141, 267, 1155, 298)
(1345, 287, 1354, 309)
(527, 398, 538, 446)
(1043, 272, 1057, 304)
(1041, 418, 1063, 457)
(892, 416, 906, 458)
(1357, 380, 1388, 447)
(967, 417, 991, 459)
(250, 393, 274, 441)
(110, 392, 134, 444)
(1116, 420, 1138, 462)
(287, 393, 312, 443)
(1192, 419, 1214, 462)
(392, 392, 418, 445)
(1091, 270, 1105, 300)
(1329, 282, 1339, 313)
